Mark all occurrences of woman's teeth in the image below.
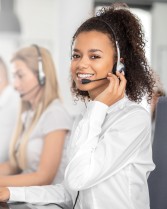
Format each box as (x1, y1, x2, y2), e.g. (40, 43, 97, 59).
(77, 73, 94, 78)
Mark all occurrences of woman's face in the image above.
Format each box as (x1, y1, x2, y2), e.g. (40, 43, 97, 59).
(12, 60, 40, 103)
(71, 30, 115, 99)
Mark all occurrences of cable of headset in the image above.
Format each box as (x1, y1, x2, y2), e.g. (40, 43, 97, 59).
(73, 191, 80, 209)
(54, 204, 64, 209)
(44, 191, 79, 209)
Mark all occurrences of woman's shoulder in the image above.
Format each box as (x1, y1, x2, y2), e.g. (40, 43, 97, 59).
(108, 97, 150, 117)
(107, 97, 150, 126)
(119, 98, 151, 127)
(45, 99, 70, 115)
(125, 98, 150, 116)
(36, 99, 73, 133)
(41, 98, 73, 124)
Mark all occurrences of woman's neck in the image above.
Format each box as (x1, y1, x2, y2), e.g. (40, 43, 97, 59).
(88, 82, 109, 100)
(29, 88, 43, 110)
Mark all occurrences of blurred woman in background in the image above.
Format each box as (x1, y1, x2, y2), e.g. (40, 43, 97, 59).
(0, 45, 72, 186)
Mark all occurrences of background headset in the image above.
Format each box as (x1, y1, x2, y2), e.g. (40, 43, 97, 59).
(32, 44, 46, 86)
(98, 19, 126, 75)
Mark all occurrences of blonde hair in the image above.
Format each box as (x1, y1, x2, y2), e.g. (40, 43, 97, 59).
(9, 46, 60, 170)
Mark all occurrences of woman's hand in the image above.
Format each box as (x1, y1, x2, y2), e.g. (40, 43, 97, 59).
(0, 187, 10, 202)
(95, 71, 126, 106)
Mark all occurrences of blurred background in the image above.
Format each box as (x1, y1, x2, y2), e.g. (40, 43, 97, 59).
(0, 0, 167, 116)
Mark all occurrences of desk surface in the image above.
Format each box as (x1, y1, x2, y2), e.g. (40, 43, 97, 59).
(0, 203, 65, 209)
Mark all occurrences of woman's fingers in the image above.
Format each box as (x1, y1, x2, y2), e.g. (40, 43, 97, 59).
(0, 187, 10, 202)
(107, 72, 126, 97)
(116, 71, 127, 97)
(116, 71, 127, 89)
(94, 71, 127, 106)
(107, 73, 119, 93)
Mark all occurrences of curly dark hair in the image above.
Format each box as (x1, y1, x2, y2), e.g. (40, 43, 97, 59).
(71, 3, 155, 103)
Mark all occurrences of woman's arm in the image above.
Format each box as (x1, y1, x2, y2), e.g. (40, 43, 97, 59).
(0, 162, 19, 176)
(0, 183, 73, 207)
(0, 130, 67, 187)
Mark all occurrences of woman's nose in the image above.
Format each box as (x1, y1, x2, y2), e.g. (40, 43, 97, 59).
(77, 57, 89, 70)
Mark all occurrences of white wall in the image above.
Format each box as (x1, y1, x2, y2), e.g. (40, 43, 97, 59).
(151, 2, 167, 92)
(0, 34, 20, 81)
(15, 0, 58, 55)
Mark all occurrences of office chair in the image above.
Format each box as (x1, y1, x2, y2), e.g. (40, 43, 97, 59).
(148, 96, 167, 209)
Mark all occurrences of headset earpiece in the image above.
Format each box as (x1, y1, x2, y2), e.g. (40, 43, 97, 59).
(38, 58, 45, 86)
(116, 62, 126, 74)
(112, 62, 125, 75)
(113, 41, 126, 75)
(32, 44, 46, 86)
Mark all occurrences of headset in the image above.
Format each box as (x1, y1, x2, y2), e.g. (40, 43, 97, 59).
(98, 19, 126, 75)
(32, 44, 46, 86)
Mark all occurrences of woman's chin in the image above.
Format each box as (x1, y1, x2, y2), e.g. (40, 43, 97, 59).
(77, 84, 90, 92)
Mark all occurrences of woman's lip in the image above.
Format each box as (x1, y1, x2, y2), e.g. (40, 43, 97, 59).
(76, 77, 83, 81)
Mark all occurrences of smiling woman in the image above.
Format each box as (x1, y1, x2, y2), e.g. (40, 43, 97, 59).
(71, 30, 118, 101)
(0, 3, 155, 209)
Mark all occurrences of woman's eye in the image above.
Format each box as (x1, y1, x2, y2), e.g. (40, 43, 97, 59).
(18, 75, 23, 79)
(91, 55, 101, 59)
(72, 54, 80, 59)
(13, 74, 24, 79)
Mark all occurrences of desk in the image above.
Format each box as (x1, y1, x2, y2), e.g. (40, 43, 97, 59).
(0, 203, 66, 209)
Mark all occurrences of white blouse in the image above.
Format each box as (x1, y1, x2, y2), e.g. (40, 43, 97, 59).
(9, 97, 155, 209)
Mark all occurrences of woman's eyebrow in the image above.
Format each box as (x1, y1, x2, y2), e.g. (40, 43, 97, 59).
(89, 49, 103, 53)
(72, 48, 103, 53)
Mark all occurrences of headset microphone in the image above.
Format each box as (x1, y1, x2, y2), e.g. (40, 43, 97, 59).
(20, 84, 39, 98)
(81, 77, 107, 84)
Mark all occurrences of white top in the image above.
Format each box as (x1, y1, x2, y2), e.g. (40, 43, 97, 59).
(17, 99, 73, 184)
(0, 85, 20, 163)
(9, 97, 155, 209)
